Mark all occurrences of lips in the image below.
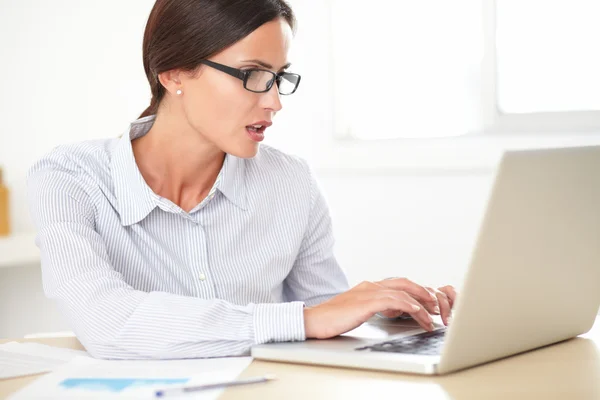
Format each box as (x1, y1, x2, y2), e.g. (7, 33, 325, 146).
(245, 120, 272, 142)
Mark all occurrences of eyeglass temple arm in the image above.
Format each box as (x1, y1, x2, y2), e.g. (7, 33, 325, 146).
(199, 60, 246, 81)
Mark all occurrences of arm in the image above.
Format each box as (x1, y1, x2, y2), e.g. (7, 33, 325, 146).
(280, 166, 448, 337)
(283, 166, 350, 306)
(27, 159, 305, 360)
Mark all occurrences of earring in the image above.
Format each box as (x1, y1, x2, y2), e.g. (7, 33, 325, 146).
(176, 89, 182, 95)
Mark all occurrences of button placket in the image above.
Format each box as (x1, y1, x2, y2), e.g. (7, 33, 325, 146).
(187, 221, 215, 298)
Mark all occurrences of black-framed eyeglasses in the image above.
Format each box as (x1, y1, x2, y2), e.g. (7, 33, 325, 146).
(199, 59, 301, 95)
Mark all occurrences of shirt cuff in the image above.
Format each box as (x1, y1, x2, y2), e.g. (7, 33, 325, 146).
(253, 301, 306, 344)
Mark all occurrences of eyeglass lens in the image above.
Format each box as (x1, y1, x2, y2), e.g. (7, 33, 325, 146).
(245, 70, 299, 94)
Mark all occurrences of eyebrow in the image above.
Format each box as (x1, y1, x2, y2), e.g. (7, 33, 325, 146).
(241, 59, 292, 71)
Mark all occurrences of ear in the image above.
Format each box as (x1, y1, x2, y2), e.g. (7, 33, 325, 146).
(158, 69, 183, 95)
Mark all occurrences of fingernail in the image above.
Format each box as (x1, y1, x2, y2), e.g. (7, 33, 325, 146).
(430, 323, 435, 331)
(433, 306, 440, 314)
(412, 305, 421, 311)
(447, 316, 453, 324)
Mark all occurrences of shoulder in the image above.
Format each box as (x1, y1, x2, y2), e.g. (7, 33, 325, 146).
(28, 139, 116, 175)
(246, 144, 313, 188)
(27, 138, 118, 193)
(243, 145, 319, 212)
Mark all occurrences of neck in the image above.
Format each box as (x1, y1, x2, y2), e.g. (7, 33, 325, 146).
(132, 111, 225, 212)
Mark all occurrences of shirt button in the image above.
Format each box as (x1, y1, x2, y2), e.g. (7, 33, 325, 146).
(199, 273, 206, 281)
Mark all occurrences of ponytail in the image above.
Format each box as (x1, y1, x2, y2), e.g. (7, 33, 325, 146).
(138, 71, 165, 119)
(138, 96, 159, 119)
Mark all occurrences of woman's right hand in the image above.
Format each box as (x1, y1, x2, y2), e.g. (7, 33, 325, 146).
(303, 279, 439, 340)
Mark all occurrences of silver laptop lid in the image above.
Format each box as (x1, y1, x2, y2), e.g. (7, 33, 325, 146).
(438, 145, 600, 374)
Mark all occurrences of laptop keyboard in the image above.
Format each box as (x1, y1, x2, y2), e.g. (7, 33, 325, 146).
(356, 328, 447, 355)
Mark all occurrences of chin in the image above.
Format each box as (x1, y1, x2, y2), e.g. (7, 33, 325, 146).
(228, 143, 260, 159)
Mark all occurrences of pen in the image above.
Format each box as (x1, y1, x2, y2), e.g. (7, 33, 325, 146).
(155, 374, 277, 397)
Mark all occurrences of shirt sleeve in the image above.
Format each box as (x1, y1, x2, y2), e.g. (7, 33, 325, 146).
(283, 164, 350, 306)
(27, 156, 306, 360)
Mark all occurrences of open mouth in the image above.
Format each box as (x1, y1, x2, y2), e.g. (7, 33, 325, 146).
(245, 123, 269, 142)
(246, 124, 267, 134)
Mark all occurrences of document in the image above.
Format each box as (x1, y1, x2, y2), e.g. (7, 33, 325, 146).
(9, 355, 253, 399)
(0, 342, 89, 379)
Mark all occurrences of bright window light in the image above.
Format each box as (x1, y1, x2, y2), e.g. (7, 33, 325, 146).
(496, 0, 600, 114)
(331, 0, 484, 139)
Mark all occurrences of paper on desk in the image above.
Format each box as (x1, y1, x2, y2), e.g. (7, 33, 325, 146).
(8, 354, 253, 400)
(0, 342, 89, 379)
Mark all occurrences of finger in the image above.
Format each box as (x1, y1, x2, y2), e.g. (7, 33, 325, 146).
(424, 287, 441, 315)
(393, 292, 434, 331)
(375, 282, 439, 316)
(374, 294, 434, 332)
(439, 285, 457, 308)
(377, 278, 438, 305)
(372, 282, 439, 316)
(378, 310, 406, 319)
(434, 289, 452, 326)
(388, 288, 439, 316)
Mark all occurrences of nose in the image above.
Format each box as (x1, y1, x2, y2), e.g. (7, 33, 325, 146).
(260, 81, 283, 113)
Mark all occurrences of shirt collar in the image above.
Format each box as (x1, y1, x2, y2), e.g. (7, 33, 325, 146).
(218, 153, 247, 211)
(111, 115, 160, 226)
(111, 115, 247, 226)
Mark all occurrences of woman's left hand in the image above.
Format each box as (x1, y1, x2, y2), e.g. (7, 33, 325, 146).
(428, 285, 457, 326)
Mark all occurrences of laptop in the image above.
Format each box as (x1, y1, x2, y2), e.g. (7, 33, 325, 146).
(252, 145, 600, 375)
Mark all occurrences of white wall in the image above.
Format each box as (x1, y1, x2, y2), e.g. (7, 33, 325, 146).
(0, 0, 519, 338)
(0, 263, 68, 338)
(321, 171, 492, 288)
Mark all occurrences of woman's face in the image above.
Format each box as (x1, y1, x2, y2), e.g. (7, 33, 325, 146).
(179, 18, 294, 158)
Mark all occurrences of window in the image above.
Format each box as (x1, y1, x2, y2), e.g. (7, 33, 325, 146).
(496, 0, 600, 114)
(330, 0, 600, 142)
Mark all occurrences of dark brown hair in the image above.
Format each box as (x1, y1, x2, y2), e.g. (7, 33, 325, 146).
(139, 0, 296, 118)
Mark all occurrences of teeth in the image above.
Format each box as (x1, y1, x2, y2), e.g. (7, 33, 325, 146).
(252, 125, 262, 129)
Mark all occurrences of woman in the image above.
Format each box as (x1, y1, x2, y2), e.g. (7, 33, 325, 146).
(27, 0, 456, 360)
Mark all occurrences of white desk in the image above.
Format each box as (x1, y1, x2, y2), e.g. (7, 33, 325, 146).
(1, 318, 599, 399)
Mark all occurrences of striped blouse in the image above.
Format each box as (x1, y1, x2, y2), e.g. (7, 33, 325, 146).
(26, 115, 349, 360)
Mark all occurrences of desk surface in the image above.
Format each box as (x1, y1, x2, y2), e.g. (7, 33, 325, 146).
(1, 319, 599, 400)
